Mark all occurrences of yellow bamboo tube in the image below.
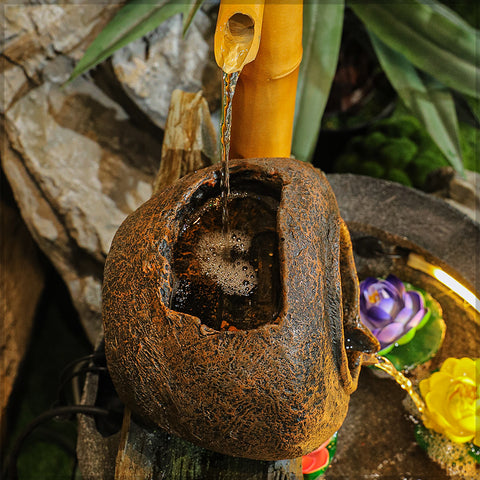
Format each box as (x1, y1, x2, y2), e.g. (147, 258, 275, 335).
(214, 1, 265, 74)
(229, 0, 303, 159)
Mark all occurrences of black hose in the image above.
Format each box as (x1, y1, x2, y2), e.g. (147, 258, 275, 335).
(3, 405, 109, 480)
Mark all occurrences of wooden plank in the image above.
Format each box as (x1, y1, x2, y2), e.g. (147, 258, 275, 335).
(115, 409, 303, 479)
(0, 168, 45, 444)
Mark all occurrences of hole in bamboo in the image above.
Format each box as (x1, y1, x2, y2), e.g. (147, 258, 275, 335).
(228, 13, 254, 41)
(221, 13, 255, 73)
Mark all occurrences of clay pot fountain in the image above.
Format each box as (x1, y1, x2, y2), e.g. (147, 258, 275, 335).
(102, 157, 379, 460)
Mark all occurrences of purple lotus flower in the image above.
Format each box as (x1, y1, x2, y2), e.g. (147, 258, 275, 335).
(359, 275, 427, 350)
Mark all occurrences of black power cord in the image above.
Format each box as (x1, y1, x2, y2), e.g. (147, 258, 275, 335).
(3, 405, 109, 480)
(3, 338, 122, 480)
(55, 366, 108, 407)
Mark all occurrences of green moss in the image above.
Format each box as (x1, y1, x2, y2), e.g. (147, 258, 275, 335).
(379, 137, 418, 168)
(348, 135, 368, 154)
(386, 168, 413, 187)
(360, 161, 386, 178)
(377, 115, 422, 138)
(362, 131, 387, 153)
(17, 438, 75, 479)
(408, 151, 449, 187)
(332, 111, 464, 187)
(335, 153, 361, 173)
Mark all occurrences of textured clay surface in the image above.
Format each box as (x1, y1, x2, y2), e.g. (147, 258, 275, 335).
(102, 158, 378, 460)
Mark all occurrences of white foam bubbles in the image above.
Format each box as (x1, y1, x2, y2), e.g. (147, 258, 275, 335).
(196, 229, 257, 296)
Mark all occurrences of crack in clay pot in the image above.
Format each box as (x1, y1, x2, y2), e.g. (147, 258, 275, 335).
(102, 157, 379, 460)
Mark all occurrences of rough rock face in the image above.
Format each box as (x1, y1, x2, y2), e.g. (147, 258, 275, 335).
(1, 2, 121, 113)
(2, 2, 129, 343)
(112, 8, 221, 129)
(1, 2, 220, 343)
(103, 157, 378, 460)
(3, 76, 160, 342)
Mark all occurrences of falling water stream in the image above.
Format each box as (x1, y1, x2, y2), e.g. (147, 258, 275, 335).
(220, 71, 239, 232)
(373, 354, 426, 415)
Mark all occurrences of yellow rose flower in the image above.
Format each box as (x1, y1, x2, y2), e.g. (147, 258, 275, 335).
(419, 357, 479, 446)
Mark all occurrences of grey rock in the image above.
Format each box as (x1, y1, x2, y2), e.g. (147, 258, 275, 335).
(3, 77, 162, 342)
(1, 2, 121, 112)
(1, 1, 223, 344)
(425, 167, 479, 223)
(112, 10, 221, 129)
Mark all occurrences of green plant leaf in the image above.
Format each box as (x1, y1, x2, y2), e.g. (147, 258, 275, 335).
(370, 33, 464, 175)
(351, 0, 479, 99)
(292, 0, 344, 163)
(68, 0, 193, 83)
(466, 97, 480, 124)
(182, 0, 203, 36)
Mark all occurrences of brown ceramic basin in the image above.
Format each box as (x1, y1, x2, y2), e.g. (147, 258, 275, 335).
(102, 157, 378, 460)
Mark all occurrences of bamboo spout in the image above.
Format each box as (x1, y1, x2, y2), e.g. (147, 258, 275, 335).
(214, 1, 265, 74)
(214, 0, 303, 159)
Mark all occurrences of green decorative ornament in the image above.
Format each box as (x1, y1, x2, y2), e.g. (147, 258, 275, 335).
(302, 432, 337, 479)
(381, 287, 445, 372)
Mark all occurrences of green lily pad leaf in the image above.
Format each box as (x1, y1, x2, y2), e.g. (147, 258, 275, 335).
(415, 424, 480, 467)
(383, 290, 445, 372)
(414, 423, 431, 452)
(416, 308, 432, 330)
(379, 342, 395, 355)
(389, 308, 432, 349)
(394, 325, 417, 346)
(467, 443, 480, 464)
